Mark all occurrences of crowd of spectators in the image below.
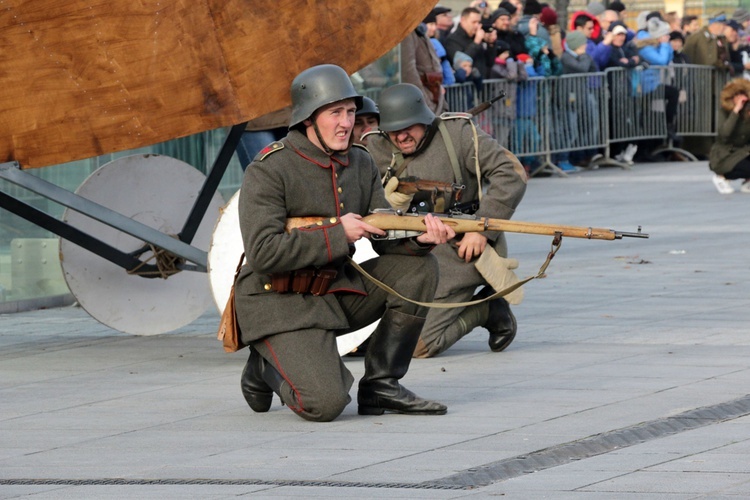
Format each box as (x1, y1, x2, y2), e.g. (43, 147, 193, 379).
(415, 2, 750, 171)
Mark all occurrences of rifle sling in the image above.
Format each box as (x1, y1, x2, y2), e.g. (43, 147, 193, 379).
(437, 120, 463, 186)
(346, 236, 561, 308)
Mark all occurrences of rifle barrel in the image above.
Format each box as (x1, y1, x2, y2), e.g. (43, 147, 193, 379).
(285, 211, 649, 240)
(361, 212, 649, 241)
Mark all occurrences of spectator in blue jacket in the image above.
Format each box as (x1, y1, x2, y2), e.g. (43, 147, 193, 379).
(424, 6, 456, 85)
(634, 17, 681, 150)
(568, 10, 613, 70)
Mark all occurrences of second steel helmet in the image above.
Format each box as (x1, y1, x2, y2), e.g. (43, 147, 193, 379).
(356, 96, 380, 121)
(289, 64, 363, 129)
(377, 84, 436, 132)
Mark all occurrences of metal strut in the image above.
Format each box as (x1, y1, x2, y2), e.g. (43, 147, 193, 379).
(0, 123, 247, 275)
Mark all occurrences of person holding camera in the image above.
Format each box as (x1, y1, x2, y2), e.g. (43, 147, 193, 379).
(445, 7, 495, 78)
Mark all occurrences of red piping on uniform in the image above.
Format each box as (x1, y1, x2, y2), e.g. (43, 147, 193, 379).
(328, 287, 367, 295)
(263, 339, 304, 414)
(291, 145, 330, 169)
(323, 228, 333, 262)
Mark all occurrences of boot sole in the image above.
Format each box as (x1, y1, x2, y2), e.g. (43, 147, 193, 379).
(358, 406, 447, 416)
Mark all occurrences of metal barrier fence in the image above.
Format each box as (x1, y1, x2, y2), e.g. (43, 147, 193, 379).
(444, 64, 724, 173)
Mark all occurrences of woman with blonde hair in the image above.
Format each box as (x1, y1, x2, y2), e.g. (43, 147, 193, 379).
(709, 78, 750, 193)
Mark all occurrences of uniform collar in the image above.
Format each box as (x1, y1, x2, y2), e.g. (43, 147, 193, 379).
(286, 129, 351, 168)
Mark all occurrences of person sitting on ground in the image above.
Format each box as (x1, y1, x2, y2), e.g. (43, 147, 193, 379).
(709, 78, 750, 194)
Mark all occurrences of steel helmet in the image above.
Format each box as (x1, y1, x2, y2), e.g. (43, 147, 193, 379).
(377, 84, 436, 132)
(289, 64, 363, 129)
(356, 96, 380, 121)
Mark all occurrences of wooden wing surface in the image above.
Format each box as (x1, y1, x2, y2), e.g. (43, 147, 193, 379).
(0, 0, 434, 168)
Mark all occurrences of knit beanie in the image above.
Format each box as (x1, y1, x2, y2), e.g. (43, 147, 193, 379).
(566, 30, 587, 51)
(636, 10, 650, 31)
(647, 17, 671, 39)
(586, 1, 605, 17)
(523, 0, 542, 16)
(609, 1, 626, 13)
(539, 6, 558, 26)
(453, 51, 473, 70)
(732, 7, 750, 24)
(498, 1, 517, 16)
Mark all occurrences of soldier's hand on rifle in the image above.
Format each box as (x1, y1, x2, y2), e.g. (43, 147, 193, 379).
(340, 213, 386, 243)
(384, 177, 414, 212)
(457, 232, 488, 262)
(415, 213, 456, 245)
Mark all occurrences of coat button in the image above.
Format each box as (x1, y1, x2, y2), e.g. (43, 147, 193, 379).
(264, 283, 272, 291)
(339, 203, 344, 209)
(338, 187, 343, 193)
(329, 217, 337, 223)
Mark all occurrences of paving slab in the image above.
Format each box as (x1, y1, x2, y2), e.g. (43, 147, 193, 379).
(1, 161, 749, 499)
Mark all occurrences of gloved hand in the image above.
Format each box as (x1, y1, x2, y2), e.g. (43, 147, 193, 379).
(384, 177, 414, 212)
(474, 250, 524, 305)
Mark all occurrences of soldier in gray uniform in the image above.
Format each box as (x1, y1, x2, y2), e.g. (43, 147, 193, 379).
(366, 83, 527, 358)
(235, 65, 455, 422)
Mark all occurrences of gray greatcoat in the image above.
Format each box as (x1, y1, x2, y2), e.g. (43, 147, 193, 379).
(235, 129, 439, 420)
(236, 129, 435, 343)
(367, 116, 527, 356)
(709, 78, 750, 175)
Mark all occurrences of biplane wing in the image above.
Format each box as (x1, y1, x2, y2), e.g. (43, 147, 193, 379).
(0, 0, 434, 337)
(0, 0, 434, 168)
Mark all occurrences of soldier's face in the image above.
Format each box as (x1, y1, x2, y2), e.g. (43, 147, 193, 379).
(387, 124, 426, 155)
(353, 114, 379, 146)
(306, 99, 356, 152)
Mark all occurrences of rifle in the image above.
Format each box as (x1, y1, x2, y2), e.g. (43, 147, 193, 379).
(285, 208, 649, 241)
(466, 90, 507, 116)
(394, 176, 465, 198)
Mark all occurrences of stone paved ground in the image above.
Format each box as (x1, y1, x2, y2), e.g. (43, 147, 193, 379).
(1, 161, 749, 499)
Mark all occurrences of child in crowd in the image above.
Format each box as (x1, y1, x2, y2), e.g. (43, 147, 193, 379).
(490, 42, 528, 149)
(453, 51, 484, 109)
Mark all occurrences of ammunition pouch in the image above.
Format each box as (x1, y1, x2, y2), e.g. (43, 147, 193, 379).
(270, 266, 338, 295)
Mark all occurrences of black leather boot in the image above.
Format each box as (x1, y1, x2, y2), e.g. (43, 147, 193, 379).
(485, 294, 517, 353)
(240, 348, 285, 412)
(358, 310, 447, 416)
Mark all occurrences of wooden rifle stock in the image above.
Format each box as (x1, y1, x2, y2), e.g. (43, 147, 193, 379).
(394, 176, 464, 196)
(285, 209, 649, 240)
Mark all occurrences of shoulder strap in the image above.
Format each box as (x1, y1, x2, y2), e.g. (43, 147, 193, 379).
(437, 120, 463, 185)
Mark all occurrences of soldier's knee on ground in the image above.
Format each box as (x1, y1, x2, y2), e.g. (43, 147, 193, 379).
(293, 389, 352, 423)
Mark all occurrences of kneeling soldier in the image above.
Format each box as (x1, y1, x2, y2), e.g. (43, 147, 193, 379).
(235, 65, 455, 421)
(367, 83, 527, 358)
